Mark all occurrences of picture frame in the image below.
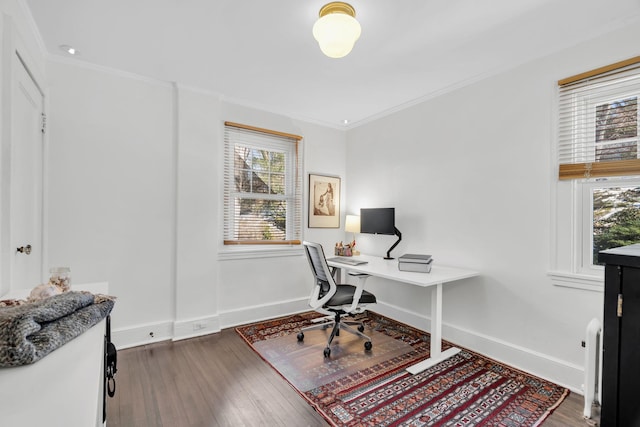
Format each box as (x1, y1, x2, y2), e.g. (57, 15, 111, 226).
(308, 173, 341, 228)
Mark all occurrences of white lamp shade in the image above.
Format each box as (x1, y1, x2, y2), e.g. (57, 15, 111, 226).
(313, 13, 361, 59)
(345, 215, 361, 233)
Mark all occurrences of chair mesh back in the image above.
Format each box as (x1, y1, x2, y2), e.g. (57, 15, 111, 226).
(305, 242, 334, 296)
(306, 244, 329, 282)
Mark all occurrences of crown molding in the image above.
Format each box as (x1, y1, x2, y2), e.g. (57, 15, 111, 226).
(46, 53, 173, 89)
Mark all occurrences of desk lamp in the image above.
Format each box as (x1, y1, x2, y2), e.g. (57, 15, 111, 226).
(345, 215, 361, 255)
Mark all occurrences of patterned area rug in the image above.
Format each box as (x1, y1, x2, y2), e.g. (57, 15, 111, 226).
(236, 311, 569, 426)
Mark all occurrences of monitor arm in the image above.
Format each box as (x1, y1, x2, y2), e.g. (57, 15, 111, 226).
(385, 227, 402, 259)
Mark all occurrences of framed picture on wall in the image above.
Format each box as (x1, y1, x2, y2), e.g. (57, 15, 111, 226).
(308, 173, 341, 228)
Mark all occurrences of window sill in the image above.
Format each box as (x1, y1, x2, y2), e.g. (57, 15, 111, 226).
(548, 271, 604, 292)
(218, 245, 303, 261)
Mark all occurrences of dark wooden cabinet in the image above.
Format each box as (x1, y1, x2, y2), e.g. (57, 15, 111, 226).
(599, 244, 640, 427)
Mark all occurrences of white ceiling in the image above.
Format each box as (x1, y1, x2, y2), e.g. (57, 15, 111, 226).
(24, 0, 640, 128)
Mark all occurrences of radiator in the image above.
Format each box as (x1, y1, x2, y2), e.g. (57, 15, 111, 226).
(583, 318, 602, 419)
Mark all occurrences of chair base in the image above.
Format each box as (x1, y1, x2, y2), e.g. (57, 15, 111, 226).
(297, 312, 373, 357)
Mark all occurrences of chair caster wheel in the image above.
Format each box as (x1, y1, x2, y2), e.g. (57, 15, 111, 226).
(358, 325, 365, 332)
(297, 332, 304, 342)
(324, 347, 331, 358)
(364, 341, 372, 351)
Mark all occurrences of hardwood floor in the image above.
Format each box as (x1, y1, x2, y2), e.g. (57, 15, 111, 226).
(107, 328, 599, 426)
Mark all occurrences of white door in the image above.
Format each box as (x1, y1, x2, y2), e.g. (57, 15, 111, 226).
(11, 53, 44, 289)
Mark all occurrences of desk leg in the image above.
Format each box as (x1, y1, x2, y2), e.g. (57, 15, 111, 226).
(430, 283, 442, 358)
(406, 283, 461, 375)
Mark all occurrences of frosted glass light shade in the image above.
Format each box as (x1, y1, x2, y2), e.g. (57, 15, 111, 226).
(313, 2, 361, 59)
(345, 215, 361, 233)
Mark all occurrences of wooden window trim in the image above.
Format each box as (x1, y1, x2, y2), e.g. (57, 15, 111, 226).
(224, 121, 302, 142)
(558, 56, 640, 86)
(223, 240, 302, 246)
(559, 159, 640, 180)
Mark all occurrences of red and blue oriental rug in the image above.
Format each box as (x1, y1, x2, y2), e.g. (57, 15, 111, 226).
(236, 311, 569, 426)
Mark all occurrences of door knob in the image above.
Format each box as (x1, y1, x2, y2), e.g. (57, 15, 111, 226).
(16, 244, 32, 255)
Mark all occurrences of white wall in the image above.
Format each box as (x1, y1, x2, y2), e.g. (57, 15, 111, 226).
(173, 86, 221, 337)
(345, 23, 640, 391)
(44, 59, 349, 346)
(47, 61, 176, 342)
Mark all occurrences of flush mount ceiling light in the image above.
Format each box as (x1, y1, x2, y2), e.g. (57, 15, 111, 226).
(312, 2, 361, 59)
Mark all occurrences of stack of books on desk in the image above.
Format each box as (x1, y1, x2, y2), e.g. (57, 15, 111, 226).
(398, 254, 433, 273)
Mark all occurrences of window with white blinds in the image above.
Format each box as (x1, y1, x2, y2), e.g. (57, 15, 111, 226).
(558, 57, 640, 180)
(223, 121, 302, 245)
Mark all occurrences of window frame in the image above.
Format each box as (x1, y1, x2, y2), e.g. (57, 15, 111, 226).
(587, 92, 639, 162)
(578, 177, 640, 276)
(552, 57, 640, 290)
(558, 57, 640, 180)
(222, 121, 303, 249)
(593, 96, 639, 162)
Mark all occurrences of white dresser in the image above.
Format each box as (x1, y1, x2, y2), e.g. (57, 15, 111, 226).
(0, 282, 109, 427)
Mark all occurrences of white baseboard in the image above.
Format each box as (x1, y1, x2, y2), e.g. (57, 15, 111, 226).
(113, 316, 222, 349)
(173, 315, 221, 341)
(218, 297, 309, 329)
(111, 297, 585, 393)
(112, 320, 175, 350)
(112, 298, 309, 349)
(372, 301, 585, 393)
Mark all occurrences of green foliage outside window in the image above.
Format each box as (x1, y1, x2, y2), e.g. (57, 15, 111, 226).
(593, 187, 640, 264)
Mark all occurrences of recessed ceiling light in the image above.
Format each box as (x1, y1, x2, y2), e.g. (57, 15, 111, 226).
(342, 119, 349, 125)
(59, 45, 78, 55)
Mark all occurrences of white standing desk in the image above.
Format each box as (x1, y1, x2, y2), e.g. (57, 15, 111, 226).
(327, 254, 479, 375)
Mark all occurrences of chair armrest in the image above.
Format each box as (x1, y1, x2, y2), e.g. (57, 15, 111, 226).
(345, 272, 370, 313)
(308, 283, 333, 309)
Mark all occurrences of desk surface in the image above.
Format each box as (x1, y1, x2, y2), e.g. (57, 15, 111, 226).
(327, 254, 479, 287)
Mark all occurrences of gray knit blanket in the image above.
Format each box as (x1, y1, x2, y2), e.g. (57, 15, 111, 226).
(0, 291, 114, 367)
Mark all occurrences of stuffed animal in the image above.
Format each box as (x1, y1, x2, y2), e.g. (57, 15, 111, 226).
(28, 283, 62, 302)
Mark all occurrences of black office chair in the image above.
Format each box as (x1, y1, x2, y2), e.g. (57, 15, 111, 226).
(297, 241, 377, 357)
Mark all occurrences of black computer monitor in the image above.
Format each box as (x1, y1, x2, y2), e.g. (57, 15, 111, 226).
(360, 208, 396, 235)
(360, 208, 402, 259)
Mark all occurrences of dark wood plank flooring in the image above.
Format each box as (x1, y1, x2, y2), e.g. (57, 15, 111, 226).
(107, 328, 599, 426)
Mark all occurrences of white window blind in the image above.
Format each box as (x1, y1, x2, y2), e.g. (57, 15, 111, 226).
(223, 121, 303, 245)
(558, 56, 640, 180)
